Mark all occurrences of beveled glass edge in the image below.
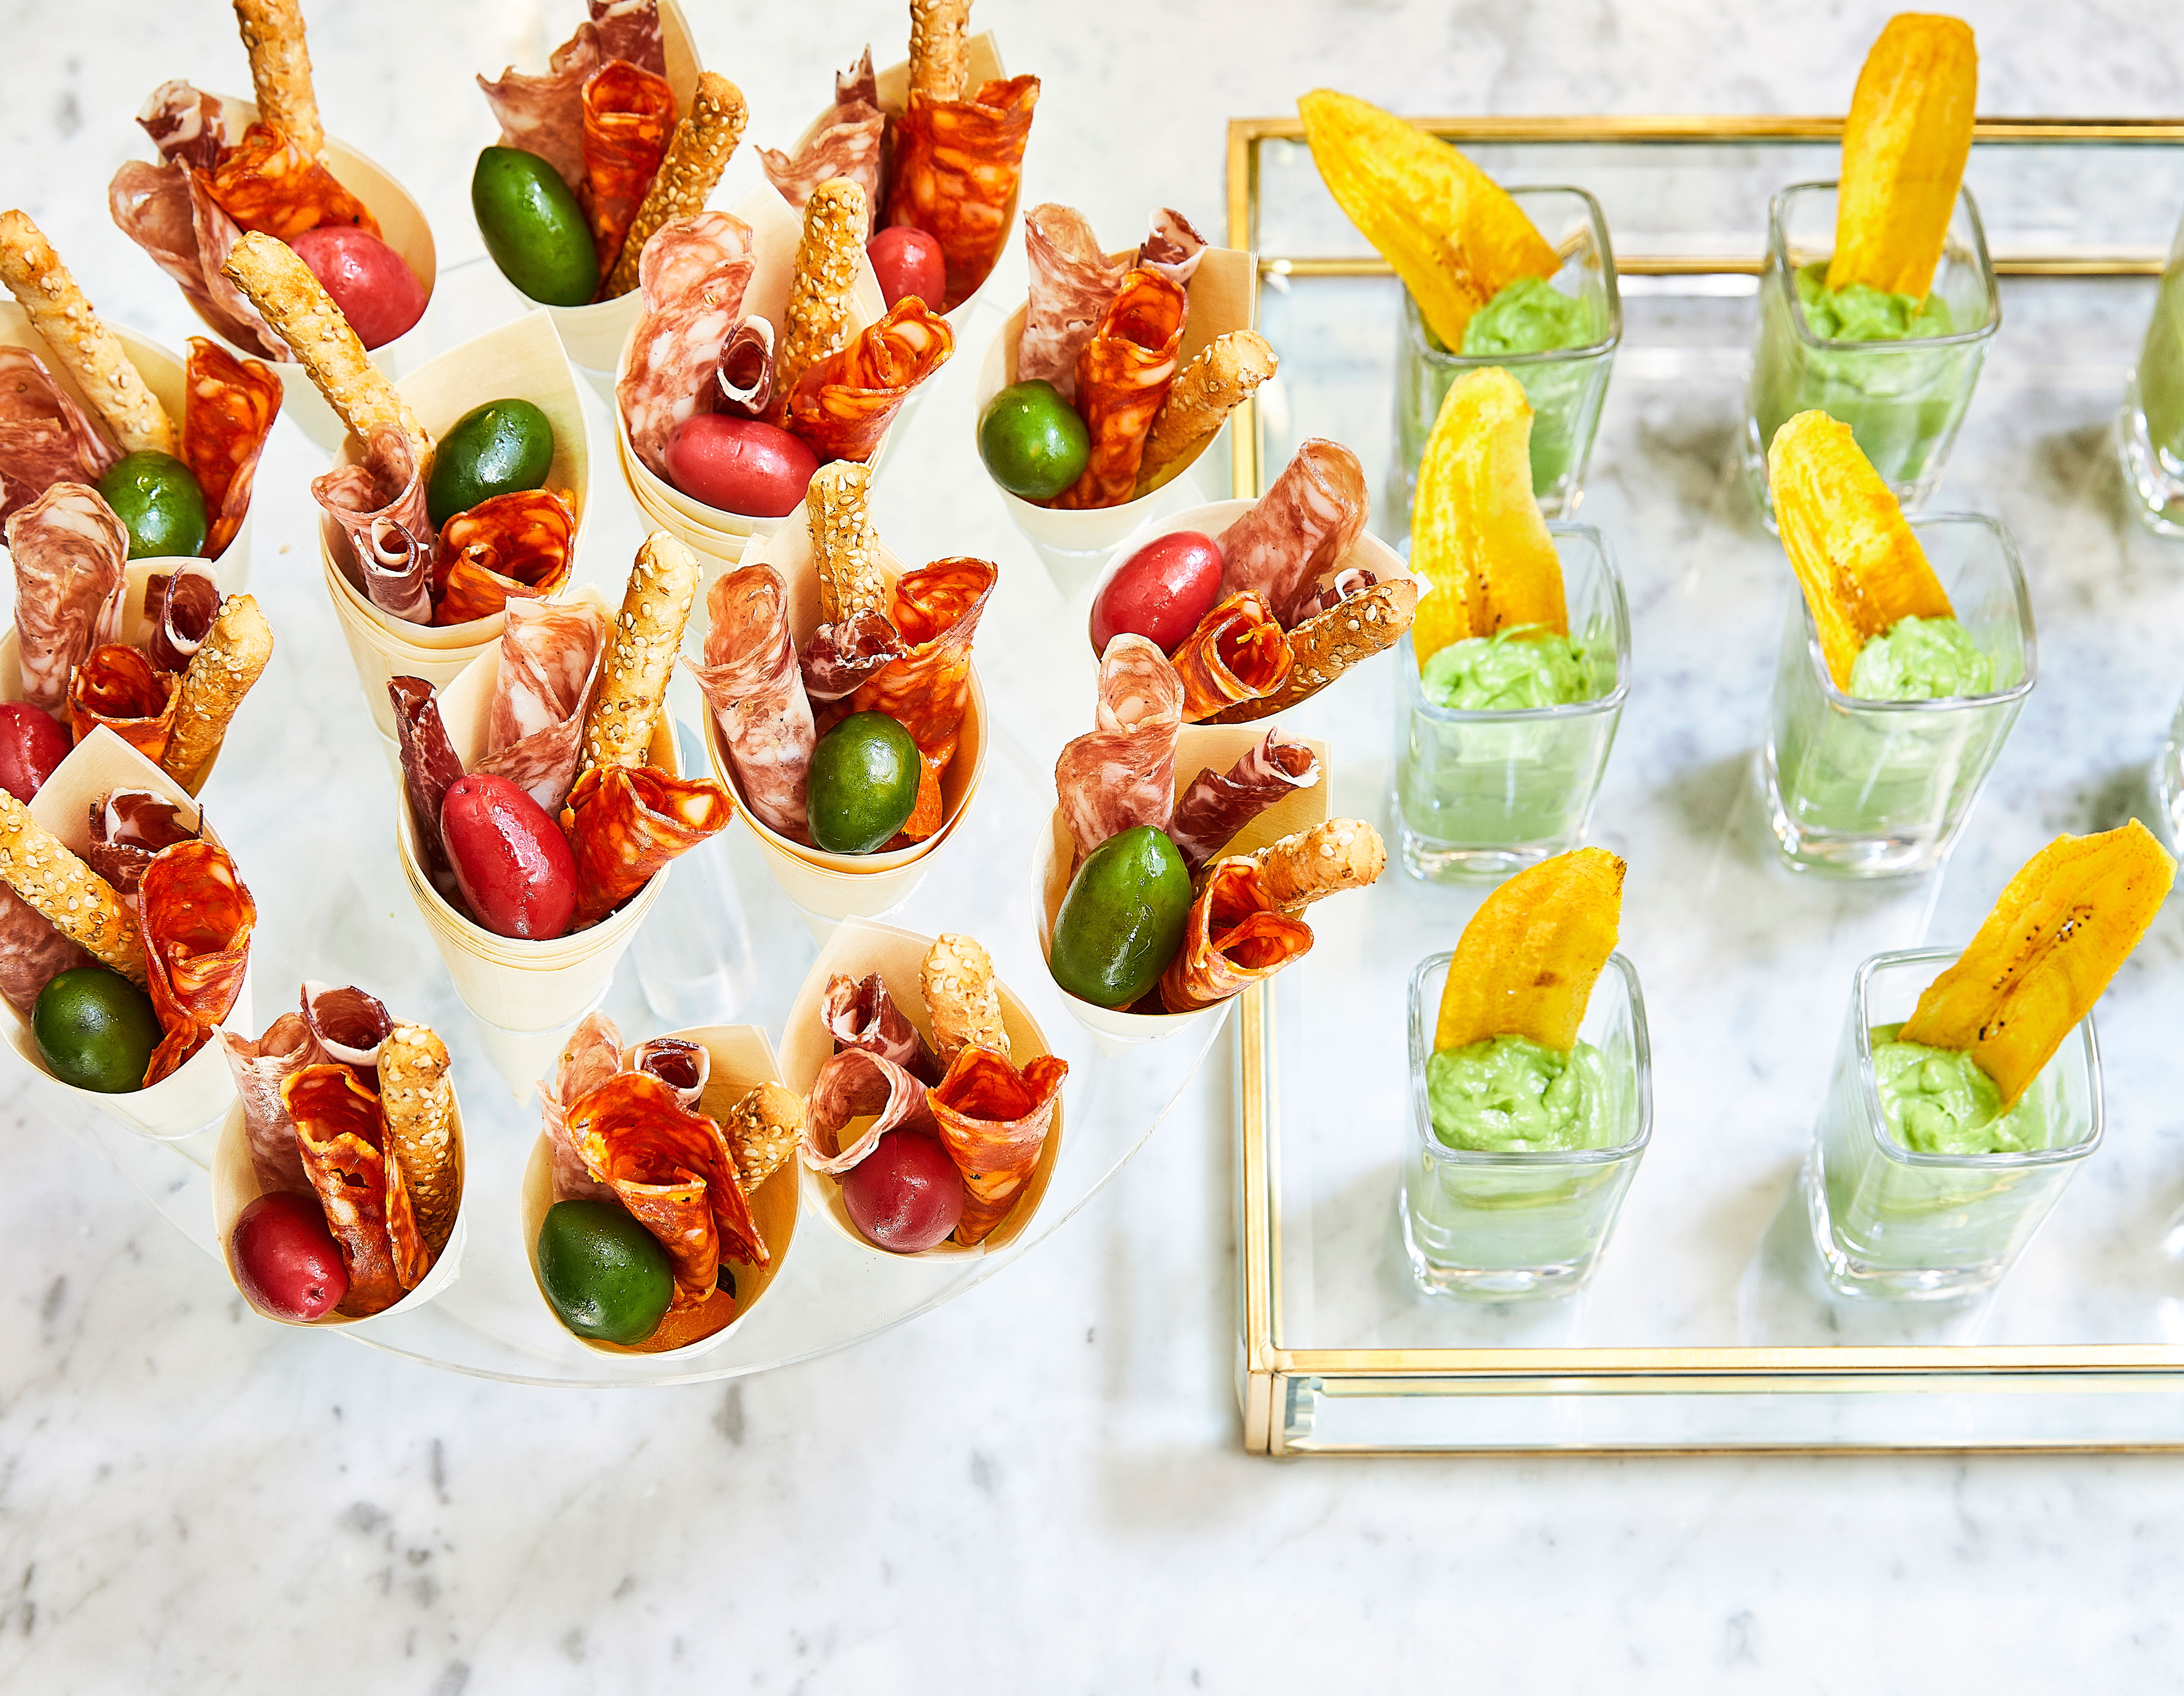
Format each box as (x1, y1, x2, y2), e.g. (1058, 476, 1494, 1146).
(1399, 184, 1624, 364)
(1767, 180, 2002, 350)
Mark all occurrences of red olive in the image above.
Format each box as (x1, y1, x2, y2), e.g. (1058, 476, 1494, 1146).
(231, 1192, 350, 1321)
(0, 702, 73, 802)
(1090, 530, 1226, 655)
(664, 414, 819, 518)
(439, 772, 579, 940)
(290, 226, 428, 350)
(867, 226, 947, 311)
(842, 1131, 965, 1254)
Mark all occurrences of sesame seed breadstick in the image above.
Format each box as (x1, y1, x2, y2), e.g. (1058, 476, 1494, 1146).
(0, 791, 146, 985)
(908, 0, 972, 101)
(582, 531, 700, 774)
(1135, 331, 1277, 497)
(725, 1080, 802, 1191)
(602, 73, 749, 300)
(232, 0, 323, 158)
(921, 932, 1008, 1063)
(1208, 577, 1418, 724)
(161, 594, 274, 793)
(1230, 819, 1386, 913)
(379, 1023, 461, 1267)
(807, 462, 887, 624)
(772, 179, 867, 423)
(0, 211, 178, 456)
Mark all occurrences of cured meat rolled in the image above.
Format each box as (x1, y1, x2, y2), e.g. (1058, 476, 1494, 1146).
(1168, 592, 1293, 723)
(285, 1065, 418, 1317)
(1168, 731, 1322, 872)
(785, 297, 955, 465)
(137, 79, 232, 173)
(628, 1035, 708, 1107)
(1052, 269, 1188, 510)
(0, 351, 119, 522)
(713, 316, 774, 419)
(181, 338, 280, 561)
(108, 140, 291, 363)
(800, 607, 904, 704)
(759, 49, 884, 229)
(301, 981, 393, 1068)
(219, 1013, 318, 1196)
(82, 788, 197, 897)
(1017, 204, 1124, 405)
(0, 885, 92, 1019)
(617, 211, 756, 478)
(432, 487, 577, 626)
(821, 971, 938, 1083)
(138, 840, 255, 1086)
(884, 75, 1041, 310)
(541, 1012, 620, 1204)
(847, 558, 993, 842)
(68, 645, 179, 765)
(7, 482, 127, 713)
(141, 564, 221, 673)
(928, 1047, 1068, 1247)
(1054, 634, 1184, 865)
(1214, 439, 1370, 628)
(569, 1070, 766, 1303)
(580, 60, 678, 286)
(477, 22, 602, 193)
(1294, 566, 1380, 623)
(200, 122, 380, 242)
(1156, 859, 1313, 1015)
(475, 598, 605, 813)
(799, 1046, 936, 1174)
(312, 425, 434, 621)
(388, 677, 466, 905)
(686, 564, 815, 841)
(560, 764, 733, 925)
(1136, 208, 1208, 288)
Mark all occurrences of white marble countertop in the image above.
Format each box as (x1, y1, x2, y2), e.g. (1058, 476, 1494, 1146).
(8, 1, 2184, 1689)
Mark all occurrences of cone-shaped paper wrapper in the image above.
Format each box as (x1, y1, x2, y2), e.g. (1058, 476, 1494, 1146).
(974, 244, 1255, 594)
(210, 1085, 468, 1329)
(321, 308, 590, 741)
(613, 186, 889, 543)
(1034, 724, 1329, 1048)
(520, 1022, 799, 1358)
(0, 726, 253, 1138)
(465, 996, 606, 1101)
(0, 304, 254, 593)
(182, 94, 437, 452)
(779, 917, 1062, 1260)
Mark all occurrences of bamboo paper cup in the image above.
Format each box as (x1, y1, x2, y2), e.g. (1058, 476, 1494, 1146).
(320, 308, 590, 742)
(519, 1022, 799, 1358)
(1033, 725, 1330, 1048)
(973, 244, 1257, 597)
(780, 918, 1062, 1261)
(0, 303, 255, 593)
(210, 1083, 468, 1328)
(0, 726, 252, 1139)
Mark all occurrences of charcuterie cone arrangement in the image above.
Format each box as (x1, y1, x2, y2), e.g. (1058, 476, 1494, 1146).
(525, 1017, 799, 1355)
(213, 986, 465, 1325)
(782, 921, 1064, 1259)
(106, 0, 437, 450)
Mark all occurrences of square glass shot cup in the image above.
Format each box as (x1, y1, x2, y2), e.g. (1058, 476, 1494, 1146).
(2116, 210, 2184, 536)
(1391, 187, 1621, 528)
(1391, 524, 1629, 884)
(2154, 690, 2184, 856)
(1743, 182, 2000, 523)
(1763, 512, 2034, 879)
(1804, 945, 2102, 1302)
(1402, 951, 1652, 1300)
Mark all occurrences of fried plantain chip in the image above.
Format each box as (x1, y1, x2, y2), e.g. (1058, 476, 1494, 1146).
(1433, 846, 1625, 1054)
(1829, 14, 1979, 299)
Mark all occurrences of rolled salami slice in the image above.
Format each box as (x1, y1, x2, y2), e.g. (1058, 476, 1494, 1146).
(1054, 634, 1184, 864)
(301, 981, 393, 1069)
(138, 840, 254, 1086)
(312, 425, 435, 621)
(181, 338, 280, 562)
(1136, 208, 1208, 288)
(1156, 859, 1312, 1015)
(475, 597, 606, 813)
(569, 1070, 766, 1303)
(139, 563, 222, 673)
(0, 884, 92, 1019)
(1294, 566, 1380, 623)
(477, 22, 602, 194)
(83, 787, 198, 896)
(800, 607, 904, 703)
(220, 1013, 319, 1196)
(107, 153, 288, 362)
(885, 75, 1041, 310)
(1169, 731, 1321, 872)
(1052, 269, 1187, 511)
(432, 487, 577, 626)
(68, 645, 179, 765)
(541, 1012, 621, 1204)
(714, 316, 775, 419)
(1214, 439, 1370, 628)
(580, 60, 678, 286)
(1169, 592, 1294, 723)
(759, 50, 885, 229)
(387, 677, 466, 906)
(686, 564, 815, 841)
(846, 558, 993, 842)
(285, 1065, 419, 1316)
(560, 764, 733, 925)
(0, 351, 119, 522)
(928, 1048, 1068, 1248)
(1017, 204, 1124, 405)
(628, 1034, 708, 1107)
(785, 298, 954, 465)
(7, 482, 127, 713)
(200, 121, 380, 242)
(799, 1046, 935, 1175)
(821, 971, 939, 1083)
(138, 79, 233, 173)
(590, 0, 667, 76)
(617, 211, 756, 478)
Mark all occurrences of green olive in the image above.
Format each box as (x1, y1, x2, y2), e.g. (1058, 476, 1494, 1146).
(97, 450, 208, 559)
(472, 146, 600, 309)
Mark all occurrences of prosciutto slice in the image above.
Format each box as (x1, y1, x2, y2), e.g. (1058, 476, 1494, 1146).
(821, 972, 938, 1084)
(590, 0, 666, 76)
(0, 350, 119, 522)
(1136, 208, 1208, 288)
(141, 564, 221, 673)
(800, 607, 904, 703)
(799, 1047, 936, 1175)
(312, 426, 435, 621)
(477, 22, 602, 194)
(1054, 635, 1184, 865)
(687, 564, 815, 841)
(759, 49, 885, 231)
(220, 1014, 321, 1196)
(1156, 860, 1313, 1015)
(885, 76, 1041, 310)
(785, 298, 955, 465)
(8, 483, 127, 713)
(82, 788, 197, 896)
(0, 886, 91, 1019)
(138, 841, 254, 1086)
(181, 339, 280, 562)
(617, 211, 757, 478)
(1169, 731, 1321, 872)
(928, 1048, 1068, 1248)
(108, 141, 290, 362)
(475, 598, 605, 813)
(1017, 204, 1124, 405)
(542, 1013, 621, 1203)
(1169, 591, 1293, 723)
(301, 981, 393, 1069)
(286, 1065, 419, 1317)
(846, 558, 994, 842)
(628, 1036, 708, 1107)
(1214, 439, 1371, 628)
(388, 677, 466, 905)
(1052, 268, 1187, 510)
(138, 79, 232, 172)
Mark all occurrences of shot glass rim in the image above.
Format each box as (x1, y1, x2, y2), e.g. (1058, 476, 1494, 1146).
(1399, 523, 1632, 724)
(1400, 183, 1624, 366)
(1793, 511, 2038, 714)
(1406, 948, 1654, 1168)
(1766, 179, 2002, 352)
(1849, 943, 2105, 1169)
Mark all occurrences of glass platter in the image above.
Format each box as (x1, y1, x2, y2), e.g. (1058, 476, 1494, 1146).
(1227, 116, 2184, 1454)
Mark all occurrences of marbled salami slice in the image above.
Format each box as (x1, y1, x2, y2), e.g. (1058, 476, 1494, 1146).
(388, 677, 466, 906)
(0, 351, 119, 522)
(1214, 439, 1370, 628)
(885, 76, 1041, 310)
(137, 79, 232, 172)
(928, 1048, 1068, 1248)
(589, 0, 666, 76)
(68, 645, 177, 764)
(785, 298, 954, 465)
(714, 316, 774, 418)
(687, 563, 815, 841)
(220, 1013, 319, 1196)
(1052, 268, 1187, 510)
(182, 338, 280, 562)
(580, 60, 677, 286)
(83, 788, 197, 896)
(799, 1047, 936, 1175)
(1136, 208, 1208, 288)
(1169, 591, 1293, 723)
(301, 981, 393, 1069)
(1156, 860, 1312, 1015)
(7, 482, 127, 713)
(759, 49, 884, 232)
(1018, 204, 1124, 405)
(542, 1012, 621, 1203)
(477, 22, 602, 194)
(432, 487, 576, 625)
(846, 558, 992, 842)
(142, 563, 221, 672)
(560, 764, 733, 925)
(0, 884, 90, 1018)
(200, 121, 381, 242)
(475, 597, 605, 813)
(628, 1035, 708, 1107)
(107, 159, 286, 361)
(312, 426, 434, 620)
(800, 607, 903, 702)
(1054, 634, 1184, 864)
(617, 210, 756, 478)
(286, 1065, 417, 1316)
(139, 840, 254, 1086)
(821, 971, 939, 1083)
(1168, 730, 1321, 872)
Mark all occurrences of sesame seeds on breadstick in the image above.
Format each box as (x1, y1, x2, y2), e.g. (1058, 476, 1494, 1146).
(0, 210, 178, 456)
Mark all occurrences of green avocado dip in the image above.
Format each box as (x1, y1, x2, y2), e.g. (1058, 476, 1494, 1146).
(1868, 1023, 2046, 1155)
(1419, 625, 1592, 712)
(1847, 615, 1993, 701)
(1460, 276, 1597, 358)
(1796, 262, 1954, 343)
(1426, 1034, 1615, 1153)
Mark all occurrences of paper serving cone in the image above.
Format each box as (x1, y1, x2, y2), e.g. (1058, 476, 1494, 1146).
(0, 727, 253, 1139)
(1033, 725, 1330, 1049)
(519, 1022, 799, 1358)
(779, 918, 1062, 1261)
(320, 308, 590, 742)
(974, 243, 1256, 598)
(209, 1084, 468, 1328)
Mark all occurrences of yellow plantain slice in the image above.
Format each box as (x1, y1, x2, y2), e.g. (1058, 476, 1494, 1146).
(1411, 367, 1568, 668)
(1768, 409, 1955, 689)
(1900, 821, 2175, 1110)
(1434, 846, 1625, 1055)
(1828, 13, 1979, 299)
(1299, 89, 1559, 353)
